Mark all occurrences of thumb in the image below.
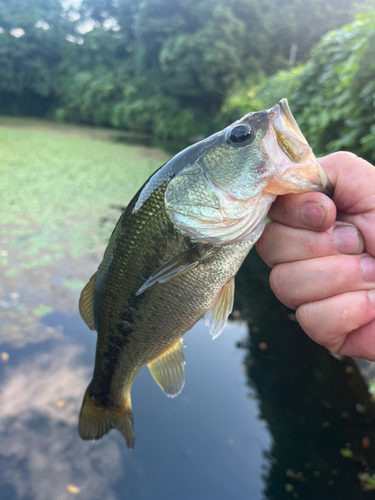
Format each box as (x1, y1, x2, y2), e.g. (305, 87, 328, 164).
(319, 152, 375, 255)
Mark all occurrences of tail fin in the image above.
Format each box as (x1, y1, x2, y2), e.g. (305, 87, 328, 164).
(78, 387, 135, 448)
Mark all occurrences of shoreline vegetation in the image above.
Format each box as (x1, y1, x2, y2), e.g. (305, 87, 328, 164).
(2, 0, 374, 156)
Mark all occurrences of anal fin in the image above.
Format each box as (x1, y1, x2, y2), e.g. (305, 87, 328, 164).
(79, 272, 97, 331)
(136, 245, 199, 295)
(148, 339, 186, 397)
(205, 277, 235, 340)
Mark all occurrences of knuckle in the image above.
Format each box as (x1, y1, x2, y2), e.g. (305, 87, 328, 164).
(332, 151, 358, 161)
(295, 304, 314, 335)
(305, 236, 327, 258)
(269, 265, 283, 296)
(256, 225, 277, 267)
(296, 303, 328, 346)
(268, 195, 299, 224)
(296, 302, 343, 349)
(269, 265, 294, 307)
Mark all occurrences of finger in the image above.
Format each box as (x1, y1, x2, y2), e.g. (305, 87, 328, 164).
(319, 152, 375, 255)
(295, 290, 375, 353)
(257, 221, 364, 268)
(319, 152, 375, 214)
(335, 319, 375, 360)
(269, 254, 375, 309)
(268, 191, 336, 231)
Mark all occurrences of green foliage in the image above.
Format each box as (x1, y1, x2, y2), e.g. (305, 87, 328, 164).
(54, 0, 268, 140)
(56, 0, 365, 140)
(0, 0, 69, 114)
(0, 0, 370, 140)
(225, 13, 375, 161)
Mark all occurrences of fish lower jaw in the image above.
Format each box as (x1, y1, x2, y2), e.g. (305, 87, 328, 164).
(263, 161, 330, 196)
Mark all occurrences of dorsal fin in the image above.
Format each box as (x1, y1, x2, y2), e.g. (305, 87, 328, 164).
(147, 339, 186, 397)
(204, 276, 235, 340)
(79, 272, 98, 331)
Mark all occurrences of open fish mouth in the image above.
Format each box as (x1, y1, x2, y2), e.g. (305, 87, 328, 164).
(264, 99, 334, 197)
(165, 98, 333, 246)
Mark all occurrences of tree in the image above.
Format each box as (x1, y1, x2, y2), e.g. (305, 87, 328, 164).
(0, 0, 370, 140)
(0, 0, 68, 114)
(225, 12, 375, 161)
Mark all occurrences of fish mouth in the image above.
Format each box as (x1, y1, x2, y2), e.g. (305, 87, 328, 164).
(264, 99, 333, 198)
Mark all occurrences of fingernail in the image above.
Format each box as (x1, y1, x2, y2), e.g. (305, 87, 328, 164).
(301, 202, 326, 228)
(362, 257, 375, 282)
(333, 224, 363, 254)
(368, 290, 375, 307)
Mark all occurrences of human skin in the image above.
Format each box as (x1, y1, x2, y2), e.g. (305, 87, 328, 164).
(256, 151, 375, 360)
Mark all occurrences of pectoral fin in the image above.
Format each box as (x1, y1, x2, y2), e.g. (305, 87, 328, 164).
(148, 339, 186, 397)
(204, 277, 235, 340)
(79, 272, 97, 331)
(136, 245, 199, 296)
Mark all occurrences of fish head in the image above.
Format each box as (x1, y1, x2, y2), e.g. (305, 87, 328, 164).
(165, 99, 333, 245)
(261, 99, 333, 196)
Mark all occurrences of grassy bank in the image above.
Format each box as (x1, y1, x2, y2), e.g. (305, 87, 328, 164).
(0, 117, 170, 274)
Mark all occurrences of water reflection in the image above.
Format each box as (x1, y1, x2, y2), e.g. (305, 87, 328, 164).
(2, 247, 375, 498)
(235, 250, 375, 497)
(0, 310, 270, 499)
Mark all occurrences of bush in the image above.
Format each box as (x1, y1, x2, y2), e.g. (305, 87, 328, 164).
(224, 13, 375, 162)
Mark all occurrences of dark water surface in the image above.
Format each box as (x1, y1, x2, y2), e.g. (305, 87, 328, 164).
(0, 312, 268, 500)
(2, 250, 375, 499)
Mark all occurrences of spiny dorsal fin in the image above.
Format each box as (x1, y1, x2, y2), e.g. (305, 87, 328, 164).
(147, 339, 186, 397)
(204, 276, 235, 340)
(136, 245, 199, 295)
(79, 272, 97, 331)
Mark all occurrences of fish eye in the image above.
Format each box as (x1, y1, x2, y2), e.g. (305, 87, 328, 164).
(228, 124, 254, 146)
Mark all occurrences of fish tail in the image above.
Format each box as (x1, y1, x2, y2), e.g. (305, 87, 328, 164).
(78, 386, 135, 448)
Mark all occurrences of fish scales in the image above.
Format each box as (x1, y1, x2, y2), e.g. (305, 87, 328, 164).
(91, 177, 251, 406)
(78, 99, 333, 446)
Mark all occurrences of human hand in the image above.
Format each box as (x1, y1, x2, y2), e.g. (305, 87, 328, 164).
(256, 152, 375, 360)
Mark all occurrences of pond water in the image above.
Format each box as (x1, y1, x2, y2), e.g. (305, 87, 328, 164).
(0, 310, 269, 500)
(1, 123, 375, 499)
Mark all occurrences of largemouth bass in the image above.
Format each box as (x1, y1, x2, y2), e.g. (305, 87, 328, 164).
(78, 99, 332, 447)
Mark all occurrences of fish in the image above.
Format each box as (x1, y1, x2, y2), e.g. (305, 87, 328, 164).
(78, 99, 333, 447)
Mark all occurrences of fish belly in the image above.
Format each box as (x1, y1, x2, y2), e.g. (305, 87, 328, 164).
(91, 239, 252, 405)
